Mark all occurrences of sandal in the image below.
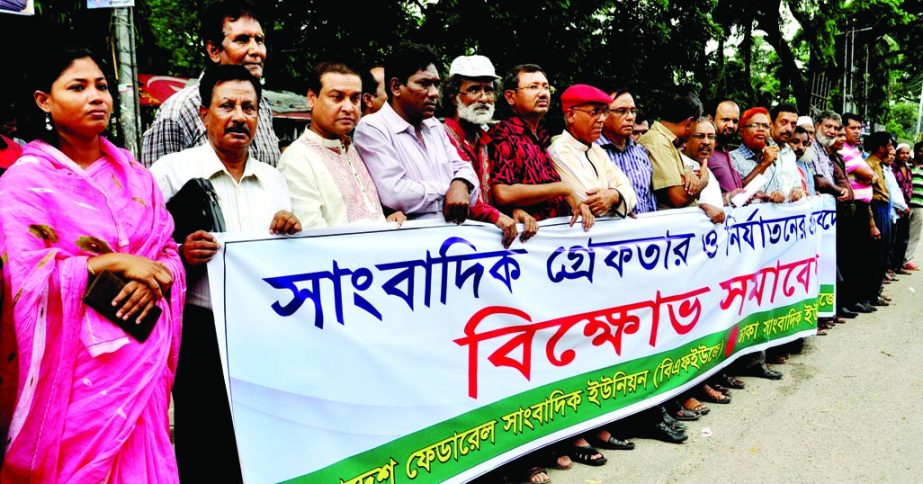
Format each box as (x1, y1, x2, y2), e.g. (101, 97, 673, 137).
(569, 445, 607, 467)
(700, 384, 731, 404)
(710, 383, 732, 396)
(667, 400, 700, 420)
(683, 397, 710, 415)
(588, 434, 635, 450)
(718, 373, 746, 389)
(526, 466, 551, 484)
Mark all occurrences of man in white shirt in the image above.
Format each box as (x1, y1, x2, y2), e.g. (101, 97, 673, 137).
(149, 64, 300, 484)
(681, 118, 726, 223)
(548, 84, 637, 217)
(279, 62, 405, 229)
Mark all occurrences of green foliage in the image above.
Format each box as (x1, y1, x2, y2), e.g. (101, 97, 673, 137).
(136, 0, 201, 76)
(887, 101, 918, 140)
(6, 0, 920, 134)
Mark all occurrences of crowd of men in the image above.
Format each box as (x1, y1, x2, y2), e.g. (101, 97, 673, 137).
(4, 1, 914, 482)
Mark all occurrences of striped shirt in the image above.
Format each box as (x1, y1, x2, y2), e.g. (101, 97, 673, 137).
(595, 134, 657, 214)
(150, 144, 292, 308)
(842, 143, 873, 202)
(141, 82, 281, 167)
(910, 165, 923, 208)
(811, 138, 835, 185)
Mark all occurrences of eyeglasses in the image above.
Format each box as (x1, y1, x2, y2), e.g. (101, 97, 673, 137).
(690, 133, 717, 141)
(611, 107, 638, 117)
(743, 123, 771, 131)
(463, 84, 496, 97)
(515, 84, 556, 94)
(632, 129, 648, 136)
(570, 106, 610, 117)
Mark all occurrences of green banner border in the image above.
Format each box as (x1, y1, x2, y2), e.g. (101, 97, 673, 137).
(283, 297, 819, 484)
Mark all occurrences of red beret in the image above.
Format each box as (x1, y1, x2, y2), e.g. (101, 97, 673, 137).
(560, 84, 612, 113)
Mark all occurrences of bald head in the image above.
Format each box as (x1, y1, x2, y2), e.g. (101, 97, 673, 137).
(714, 100, 739, 139)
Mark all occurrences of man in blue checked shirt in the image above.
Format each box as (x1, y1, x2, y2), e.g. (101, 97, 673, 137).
(594, 89, 657, 215)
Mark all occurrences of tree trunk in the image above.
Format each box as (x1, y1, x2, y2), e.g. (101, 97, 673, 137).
(755, 1, 810, 112)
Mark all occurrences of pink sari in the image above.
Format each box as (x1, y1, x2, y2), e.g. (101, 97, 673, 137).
(0, 138, 185, 483)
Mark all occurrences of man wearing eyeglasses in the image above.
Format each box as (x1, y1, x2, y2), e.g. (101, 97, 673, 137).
(354, 43, 479, 225)
(681, 117, 725, 223)
(730, 105, 804, 203)
(442, 55, 537, 248)
(637, 88, 707, 210)
(548, 84, 637, 218)
(594, 89, 657, 215)
(490, 64, 594, 230)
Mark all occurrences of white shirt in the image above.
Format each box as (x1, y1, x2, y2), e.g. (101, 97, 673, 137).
(278, 128, 385, 229)
(682, 154, 723, 207)
(150, 143, 292, 308)
(548, 130, 638, 215)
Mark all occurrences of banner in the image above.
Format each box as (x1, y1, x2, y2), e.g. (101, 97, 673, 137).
(0, 0, 33, 15)
(208, 196, 836, 483)
(86, 0, 134, 9)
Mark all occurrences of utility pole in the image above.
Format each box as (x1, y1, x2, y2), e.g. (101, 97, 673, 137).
(113, 7, 141, 155)
(842, 29, 849, 113)
(916, 81, 923, 142)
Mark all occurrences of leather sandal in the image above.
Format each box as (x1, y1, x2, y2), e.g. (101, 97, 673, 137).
(589, 434, 635, 450)
(569, 445, 607, 466)
(700, 384, 731, 404)
(667, 400, 700, 420)
(683, 397, 710, 415)
(525, 466, 551, 484)
(710, 383, 732, 396)
(718, 373, 746, 389)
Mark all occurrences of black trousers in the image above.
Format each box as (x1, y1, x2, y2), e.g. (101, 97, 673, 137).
(870, 201, 892, 300)
(891, 215, 910, 270)
(836, 201, 858, 308)
(173, 304, 243, 484)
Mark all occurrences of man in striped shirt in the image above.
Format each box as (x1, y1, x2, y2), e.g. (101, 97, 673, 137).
(594, 89, 657, 214)
(141, 0, 281, 167)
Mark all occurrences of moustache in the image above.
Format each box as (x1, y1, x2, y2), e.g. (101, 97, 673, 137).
(226, 124, 251, 136)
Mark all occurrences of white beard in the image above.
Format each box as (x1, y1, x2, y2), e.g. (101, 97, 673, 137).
(815, 132, 835, 148)
(456, 97, 495, 126)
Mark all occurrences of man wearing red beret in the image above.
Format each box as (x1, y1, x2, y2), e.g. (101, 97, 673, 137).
(548, 84, 637, 217)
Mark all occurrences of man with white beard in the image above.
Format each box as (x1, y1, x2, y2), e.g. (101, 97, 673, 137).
(443, 54, 537, 246)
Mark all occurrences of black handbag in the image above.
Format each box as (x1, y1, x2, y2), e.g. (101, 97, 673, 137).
(166, 177, 226, 243)
(83, 270, 162, 342)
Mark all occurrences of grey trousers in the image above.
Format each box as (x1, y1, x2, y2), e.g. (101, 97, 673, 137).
(906, 207, 923, 263)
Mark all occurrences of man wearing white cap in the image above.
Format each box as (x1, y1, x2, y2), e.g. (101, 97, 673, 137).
(443, 55, 537, 247)
(796, 115, 815, 144)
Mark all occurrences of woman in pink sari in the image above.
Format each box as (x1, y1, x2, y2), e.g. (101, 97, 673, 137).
(0, 47, 185, 482)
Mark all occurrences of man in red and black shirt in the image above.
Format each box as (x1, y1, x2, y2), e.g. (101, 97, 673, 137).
(489, 64, 594, 230)
(443, 55, 537, 247)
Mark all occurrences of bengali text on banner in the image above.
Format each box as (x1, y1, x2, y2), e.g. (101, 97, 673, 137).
(207, 195, 837, 483)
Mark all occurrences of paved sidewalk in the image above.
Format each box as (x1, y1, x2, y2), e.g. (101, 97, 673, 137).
(492, 270, 923, 484)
